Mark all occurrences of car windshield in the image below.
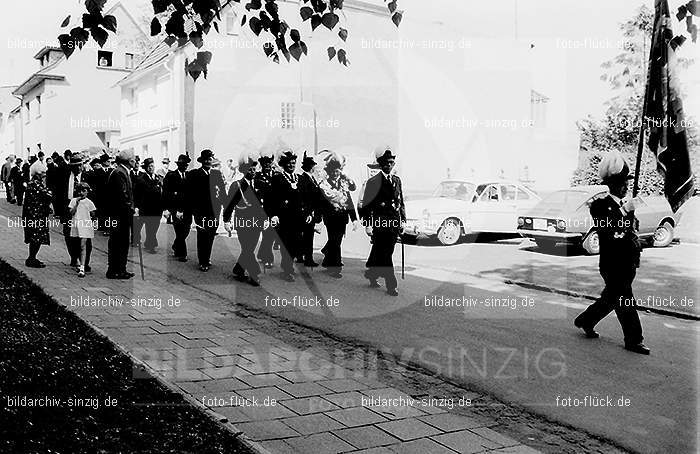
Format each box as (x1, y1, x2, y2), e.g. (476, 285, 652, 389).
(432, 182, 475, 201)
(538, 190, 604, 211)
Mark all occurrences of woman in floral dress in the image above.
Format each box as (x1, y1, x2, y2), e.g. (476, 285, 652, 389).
(22, 162, 53, 268)
(318, 151, 359, 278)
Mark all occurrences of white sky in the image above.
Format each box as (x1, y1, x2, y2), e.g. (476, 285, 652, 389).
(1, 0, 698, 122)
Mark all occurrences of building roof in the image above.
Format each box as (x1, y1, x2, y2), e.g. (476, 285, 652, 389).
(33, 46, 63, 60)
(12, 56, 66, 97)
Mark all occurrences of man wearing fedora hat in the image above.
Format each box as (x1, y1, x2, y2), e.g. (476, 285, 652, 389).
(358, 145, 406, 296)
(53, 151, 87, 266)
(268, 150, 304, 282)
(223, 151, 265, 286)
(297, 151, 323, 267)
(163, 154, 192, 262)
(105, 149, 136, 279)
(186, 149, 226, 272)
(254, 152, 278, 269)
(574, 151, 649, 355)
(134, 157, 164, 254)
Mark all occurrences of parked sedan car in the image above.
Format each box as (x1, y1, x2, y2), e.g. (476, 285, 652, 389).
(517, 185, 679, 254)
(402, 180, 541, 245)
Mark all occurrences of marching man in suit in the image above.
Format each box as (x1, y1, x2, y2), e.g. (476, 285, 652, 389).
(223, 151, 265, 287)
(268, 150, 304, 282)
(358, 146, 406, 296)
(297, 151, 323, 267)
(105, 150, 136, 280)
(163, 154, 192, 262)
(186, 149, 226, 272)
(574, 151, 649, 355)
(255, 152, 277, 269)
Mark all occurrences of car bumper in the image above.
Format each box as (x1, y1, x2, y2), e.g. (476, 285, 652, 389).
(518, 230, 582, 244)
(402, 221, 438, 238)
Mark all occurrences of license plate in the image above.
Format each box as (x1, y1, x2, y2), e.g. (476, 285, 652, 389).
(533, 218, 547, 230)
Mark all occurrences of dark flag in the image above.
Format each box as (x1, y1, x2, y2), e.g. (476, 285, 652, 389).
(644, 0, 695, 212)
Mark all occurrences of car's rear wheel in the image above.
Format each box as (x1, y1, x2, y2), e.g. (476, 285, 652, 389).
(437, 218, 462, 246)
(581, 231, 600, 255)
(652, 222, 674, 247)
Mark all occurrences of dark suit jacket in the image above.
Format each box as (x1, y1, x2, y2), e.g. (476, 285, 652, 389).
(105, 164, 134, 218)
(186, 167, 226, 220)
(254, 170, 277, 215)
(222, 177, 266, 229)
(134, 173, 164, 216)
(163, 169, 189, 214)
(52, 167, 83, 219)
(268, 172, 303, 223)
(591, 195, 641, 270)
(85, 168, 108, 209)
(358, 172, 405, 233)
(298, 172, 323, 221)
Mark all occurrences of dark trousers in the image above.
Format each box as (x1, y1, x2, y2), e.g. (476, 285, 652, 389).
(299, 222, 316, 262)
(15, 183, 25, 205)
(234, 228, 262, 279)
(172, 214, 192, 258)
(134, 215, 161, 250)
(195, 216, 218, 266)
(322, 217, 347, 270)
(4, 181, 14, 202)
(62, 219, 81, 263)
(365, 230, 399, 290)
(107, 215, 132, 274)
(276, 219, 300, 274)
(575, 267, 643, 345)
(257, 227, 276, 263)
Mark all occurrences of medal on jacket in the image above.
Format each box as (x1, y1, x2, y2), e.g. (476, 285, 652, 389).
(283, 172, 297, 190)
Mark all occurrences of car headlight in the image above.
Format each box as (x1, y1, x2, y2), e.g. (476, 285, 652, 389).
(517, 217, 525, 226)
(557, 219, 567, 230)
(525, 218, 532, 224)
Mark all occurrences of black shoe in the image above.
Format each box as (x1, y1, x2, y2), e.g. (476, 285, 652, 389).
(295, 258, 304, 264)
(368, 279, 380, 288)
(25, 258, 45, 268)
(264, 262, 273, 269)
(106, 271, 117, 279)
(178, 256, 188, 262)
(247, 277, 261, 287)
(233, 272, 246, 282)
(70, 260, 79, 267)
(84, 265, 91, 273)
(145, 248, 157, 254)
(304, 261, 319, 267)
(124, 272, 135, 278)
(329, 272, 342, 279)
(625, 343, 650, 355)
(387, 289, 399, 296)
(574, 319, 599, 339)
(199, 264, 210, 272)
(282, 273, 295, 282)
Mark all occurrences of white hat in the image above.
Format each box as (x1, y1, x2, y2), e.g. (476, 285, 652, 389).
(238, 150, 259, 170)
(374, 145, 396, 162)
(598, 150, 633, 183)
(29, 161, 48, 179)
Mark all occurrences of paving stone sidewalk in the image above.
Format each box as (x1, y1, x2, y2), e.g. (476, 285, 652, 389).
(0, 203, 539, 454)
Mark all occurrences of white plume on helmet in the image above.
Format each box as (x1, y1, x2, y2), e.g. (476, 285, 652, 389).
(598, 150, 631, 182)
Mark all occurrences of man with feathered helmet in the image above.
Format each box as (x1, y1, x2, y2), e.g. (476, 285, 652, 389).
(223, 150, 265, 286)
(574, 150, 649, 355)
(267, 149, 303, 282)
(357, 145, 405, 296)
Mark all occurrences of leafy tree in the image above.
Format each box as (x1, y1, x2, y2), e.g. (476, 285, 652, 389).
(58, 0, 404, 80)
(573, 3, 700, 194)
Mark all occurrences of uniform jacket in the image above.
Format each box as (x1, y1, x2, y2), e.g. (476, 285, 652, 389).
(105, 164, 134, 217)
(186, 167, 226, 219)
(254, 170, 277, 215)
(134, 172, 164, 216)
(591, 194, 642, 270)
(298, 172, 323, 221)
(358, 172, 405, 233)
(222, 176, 266, 230)
(268, 171, 304, 223)
(162, 169, 189, 214)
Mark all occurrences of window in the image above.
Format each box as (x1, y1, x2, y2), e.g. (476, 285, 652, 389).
(477, 185, 499, 202)
(160, 140, 168, 160)
(24, 102, 30, 124)
(126, 87, 137, 112)
(142, 144, 149, 158)
(98, 50, 113, 67)
(516, 188, 531, 200)
(500, 185, 517, 201)
(281, 102, 295, 129)
(125, 53, 135, 69)
(35, 96, 41, 118)
(226, 11, 240, 35)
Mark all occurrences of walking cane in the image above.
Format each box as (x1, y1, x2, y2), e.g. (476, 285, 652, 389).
(133, 219, 145, 280)
(401, 235, 405, 280)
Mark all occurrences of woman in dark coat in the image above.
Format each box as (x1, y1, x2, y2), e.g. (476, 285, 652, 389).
(318, 151, 358, 278)
(134, 158, 164, 253)
(22, 162, 53, 268)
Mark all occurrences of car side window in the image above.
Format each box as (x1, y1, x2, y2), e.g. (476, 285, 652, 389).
(479, 185, 499, 202)
(500, 185, 517, 201)
(516, 187, 530, 200)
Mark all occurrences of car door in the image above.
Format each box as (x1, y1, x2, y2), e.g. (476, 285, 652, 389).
(469, 184, 506, 232)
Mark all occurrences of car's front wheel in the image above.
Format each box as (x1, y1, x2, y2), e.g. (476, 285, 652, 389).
(652, 222, 674, 247)
(581, 231, 600, 255)
(437, 218, 462, 245)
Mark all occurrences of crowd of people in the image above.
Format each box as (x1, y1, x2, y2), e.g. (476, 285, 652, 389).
(5, 145, 407, 296)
